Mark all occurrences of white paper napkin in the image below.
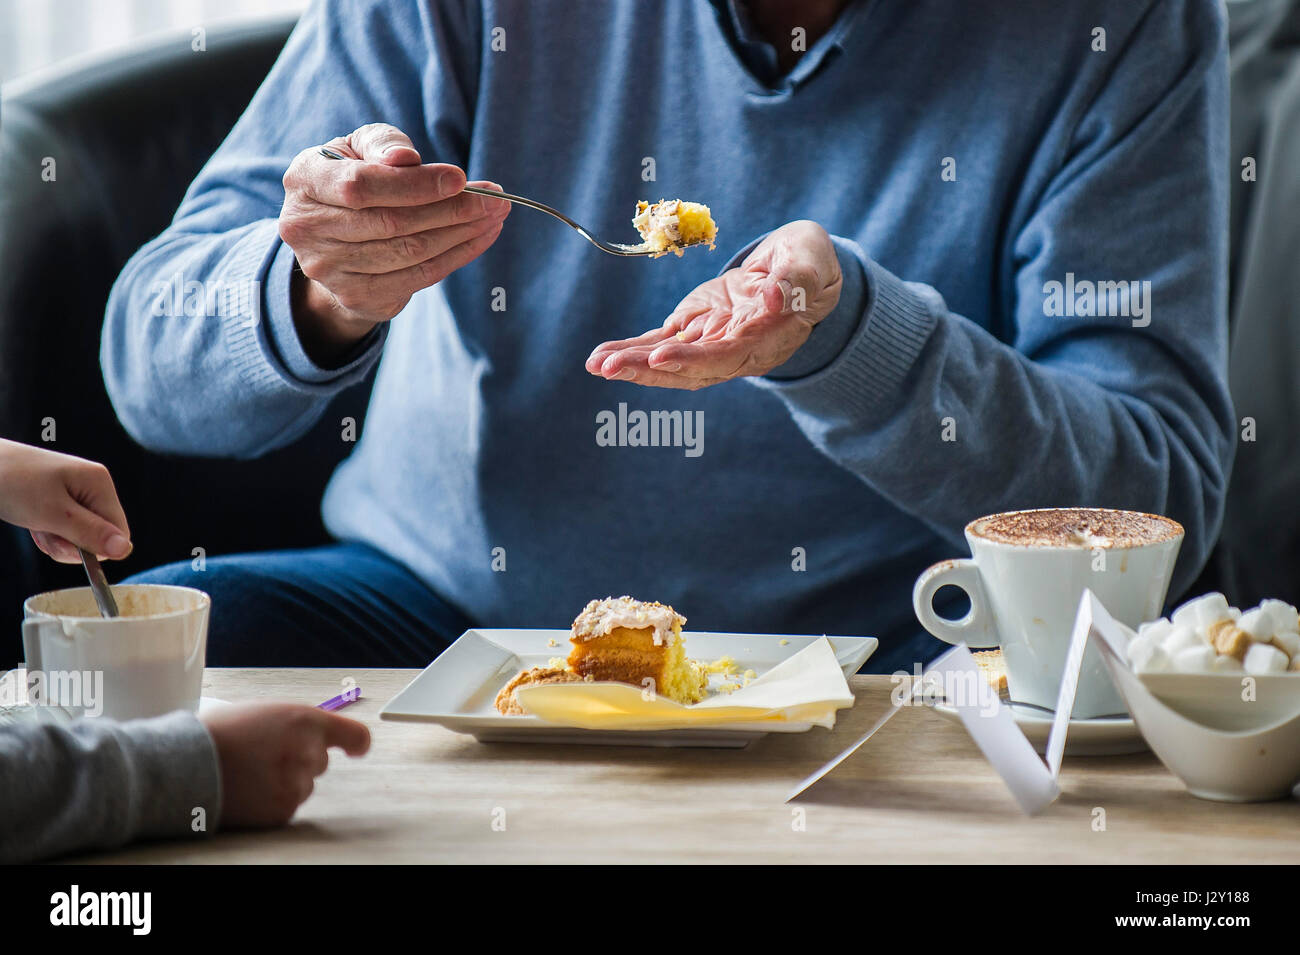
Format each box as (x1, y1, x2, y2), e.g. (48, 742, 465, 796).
(787, 643, 1062, 813)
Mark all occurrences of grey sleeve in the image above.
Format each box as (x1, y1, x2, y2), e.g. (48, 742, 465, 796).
(0, 711, 222, 863)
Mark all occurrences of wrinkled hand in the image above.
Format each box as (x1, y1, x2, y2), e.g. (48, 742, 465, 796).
(201, 702, 371, 829)
(586, 220, 842, 389)
(279, 122, 511, 365)
(0, 439, 132, 564)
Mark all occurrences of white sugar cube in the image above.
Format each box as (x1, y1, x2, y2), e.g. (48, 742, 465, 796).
(1171, 592, 1231, 633)
(1270, 631, 1300, 660)
(1210, 653, 1243, 672)
(1237, 607, 1273, 640)
(1259, 599, 1300, 635)
(1137, 618, 1174, 643)
(1131, 641, 1172, 674)
(1173, 645, 1216, 672)
(1127, 634, 1156, 668)
(1243, 642, 1290, 675)
(1162, 624, 1205, 655)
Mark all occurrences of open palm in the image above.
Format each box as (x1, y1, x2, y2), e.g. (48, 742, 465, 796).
(586, 220, 844, 390)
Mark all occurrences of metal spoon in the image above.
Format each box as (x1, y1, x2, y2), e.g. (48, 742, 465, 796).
(78, 548, 119, 618)
(318, 146, 682, 257)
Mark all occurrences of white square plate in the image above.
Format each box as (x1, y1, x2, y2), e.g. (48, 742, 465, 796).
(380, 629, 877, 748)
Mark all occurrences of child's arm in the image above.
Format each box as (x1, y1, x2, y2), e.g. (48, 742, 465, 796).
(0, 438, 132, 563)
(0, 703, 370, 863)
(0, 711, 218, 862)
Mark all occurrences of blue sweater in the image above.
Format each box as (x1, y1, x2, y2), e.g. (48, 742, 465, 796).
(102, 0, 1234, 672)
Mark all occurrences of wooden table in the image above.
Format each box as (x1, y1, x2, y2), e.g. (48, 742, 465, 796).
(79, 669, 1298, 864)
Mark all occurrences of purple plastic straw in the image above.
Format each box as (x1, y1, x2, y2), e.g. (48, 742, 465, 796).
(316, 687, 361, 711)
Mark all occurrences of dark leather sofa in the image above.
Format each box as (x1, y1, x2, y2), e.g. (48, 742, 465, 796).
(1, 7, 1297, 665)
(0, 15, 373, 662)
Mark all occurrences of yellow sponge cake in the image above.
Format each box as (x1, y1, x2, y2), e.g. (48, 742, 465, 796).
(632, 199, 717, 257)
(567, 596, 707, 704)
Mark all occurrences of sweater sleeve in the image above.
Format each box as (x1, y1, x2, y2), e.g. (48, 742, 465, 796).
(0, 712, 221, 863)
(100, 0, 479, 458)
(750, 0, 1235, 597)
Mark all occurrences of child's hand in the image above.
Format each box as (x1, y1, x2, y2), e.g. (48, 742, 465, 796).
(0, 439, 132, 563)
(201, 702, 371, 829)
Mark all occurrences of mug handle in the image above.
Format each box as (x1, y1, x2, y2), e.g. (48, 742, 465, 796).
(912, 558, 998, 648)
(22, 619, 44, 676)
(21, 618, 54, 704)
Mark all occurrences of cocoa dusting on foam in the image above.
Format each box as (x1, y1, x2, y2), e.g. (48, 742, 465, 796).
(969, 508, 1182, 548)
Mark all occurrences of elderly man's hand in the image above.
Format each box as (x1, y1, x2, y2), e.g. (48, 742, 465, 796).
(586, 220, 843, 389)
(279, 123, 511, 365)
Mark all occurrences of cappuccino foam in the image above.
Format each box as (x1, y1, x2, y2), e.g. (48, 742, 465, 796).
(968, 508, 1182, 548)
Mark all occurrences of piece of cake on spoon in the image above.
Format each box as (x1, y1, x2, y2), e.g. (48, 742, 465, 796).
(632, 199, 717, 257)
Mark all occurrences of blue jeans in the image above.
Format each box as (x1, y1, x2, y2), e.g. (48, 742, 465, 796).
(124, 542, 472, 666)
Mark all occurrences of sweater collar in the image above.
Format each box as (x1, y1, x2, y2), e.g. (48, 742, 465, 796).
(706, 0, 870, 96)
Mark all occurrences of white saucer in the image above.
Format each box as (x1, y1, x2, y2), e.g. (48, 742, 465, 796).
(930, 700, 1148, 756)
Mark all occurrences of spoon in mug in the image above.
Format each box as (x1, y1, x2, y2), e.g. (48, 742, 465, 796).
(79, 548, 120, 618)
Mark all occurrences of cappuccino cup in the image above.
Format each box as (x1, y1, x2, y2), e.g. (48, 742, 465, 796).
(913, 507, 1183, 719)
(23, 584, 210, 721)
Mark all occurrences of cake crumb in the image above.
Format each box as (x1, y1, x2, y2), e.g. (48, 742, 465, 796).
(703, 655, 741, 676)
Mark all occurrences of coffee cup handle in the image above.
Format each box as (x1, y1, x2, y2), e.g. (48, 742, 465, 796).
(912, 558, 998, 648)
(21, 618, 55, 703)
(22, 619, 44, 675)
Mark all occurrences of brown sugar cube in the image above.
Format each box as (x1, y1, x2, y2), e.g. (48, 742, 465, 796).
(1208, 619, 1252, 661)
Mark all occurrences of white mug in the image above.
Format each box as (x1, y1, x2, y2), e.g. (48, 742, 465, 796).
(23, 584, 210, 721)
(912, 508, 1183, 719)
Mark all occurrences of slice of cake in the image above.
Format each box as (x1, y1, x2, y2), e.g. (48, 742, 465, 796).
(567, 596, 708, 704)
(632, 199, 717, 257)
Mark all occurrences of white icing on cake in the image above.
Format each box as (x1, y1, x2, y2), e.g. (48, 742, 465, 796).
(571, 596, 685, 646)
